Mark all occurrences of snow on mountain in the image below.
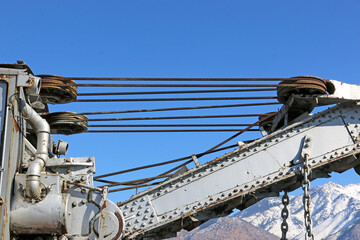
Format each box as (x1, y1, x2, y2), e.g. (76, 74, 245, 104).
(234, 182, 360, 240)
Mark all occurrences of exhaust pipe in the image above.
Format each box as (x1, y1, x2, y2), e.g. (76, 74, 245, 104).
(20, 100, 50, 199)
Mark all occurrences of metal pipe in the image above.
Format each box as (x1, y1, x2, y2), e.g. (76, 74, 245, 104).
(20, 99, 50, 199)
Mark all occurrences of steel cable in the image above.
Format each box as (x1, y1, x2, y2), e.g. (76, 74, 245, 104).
(42, 83, 307, 87)
(77, 88, 276, 96)
(87, 129, 259, 133)
(41, 76, 326, 82)
(88, 124, 254, 127)
(75, 96, 277, 102)
(85, 114, 270, 122)
(80, 102, 280, 115)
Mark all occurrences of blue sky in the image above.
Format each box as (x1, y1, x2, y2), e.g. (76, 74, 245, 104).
(1, 1, 360, 201)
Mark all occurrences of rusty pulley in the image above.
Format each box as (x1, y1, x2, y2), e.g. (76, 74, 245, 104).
(258, 112, 277, 133)
(37, 75, 77, 104)
(277, 76, 328, 104)
(43, 112, 88, 135)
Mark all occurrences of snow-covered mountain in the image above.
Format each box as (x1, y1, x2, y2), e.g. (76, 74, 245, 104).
(235, 182, 360, 240)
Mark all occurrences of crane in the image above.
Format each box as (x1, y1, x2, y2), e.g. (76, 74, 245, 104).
(0, 62, 359, 239)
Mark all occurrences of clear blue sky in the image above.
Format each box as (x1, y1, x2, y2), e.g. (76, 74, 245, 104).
(1, 1, 360, 201)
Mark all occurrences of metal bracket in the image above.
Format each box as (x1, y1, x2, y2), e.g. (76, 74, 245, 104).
(301, 135, 312, 159)
(271, 96, 295, 132)
(16, 75, 36, 87)
(191, 154, 200, 167)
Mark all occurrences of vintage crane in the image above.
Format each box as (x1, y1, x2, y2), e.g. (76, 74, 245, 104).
(0, 62, 360, 239)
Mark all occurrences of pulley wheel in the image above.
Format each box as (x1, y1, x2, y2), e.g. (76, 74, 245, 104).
(38, 75, 77, 104)
(258, 112, 277, 133)
(277, 76, 327, 104)
(43, 112, 88, 135)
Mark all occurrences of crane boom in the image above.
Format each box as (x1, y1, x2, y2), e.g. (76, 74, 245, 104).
(119, 101, 360, 239)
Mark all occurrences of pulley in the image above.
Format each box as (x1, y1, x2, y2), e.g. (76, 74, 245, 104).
(38, 75, 77, 104)
(258, 112, 277, 133)
(43, 112, 88, 135)
(277, 76, 328, 104)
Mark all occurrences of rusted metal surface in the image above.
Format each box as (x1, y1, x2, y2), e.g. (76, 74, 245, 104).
(38, 75, 77, 104)
(43, 111, 88, 135)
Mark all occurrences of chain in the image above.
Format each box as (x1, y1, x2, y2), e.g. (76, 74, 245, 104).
(280, 191, 289, 240)
(302, 153, 314, 240)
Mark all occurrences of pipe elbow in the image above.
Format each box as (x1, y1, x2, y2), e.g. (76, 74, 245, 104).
(26, 160, 43, 199)
(26, 177, 41, 199)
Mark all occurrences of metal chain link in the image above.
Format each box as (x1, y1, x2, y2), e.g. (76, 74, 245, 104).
(302, 153, 314, 240)
(280, 191, 289, 240)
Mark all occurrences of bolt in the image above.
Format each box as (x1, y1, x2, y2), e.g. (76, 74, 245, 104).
(72, 201, 77, 207)
(81, 199, 86, 204)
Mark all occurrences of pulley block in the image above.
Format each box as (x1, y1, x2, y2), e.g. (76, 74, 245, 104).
(43, 112, 88, 135)
(277, 76, 328, 104)
(38, 75, 77, 104)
